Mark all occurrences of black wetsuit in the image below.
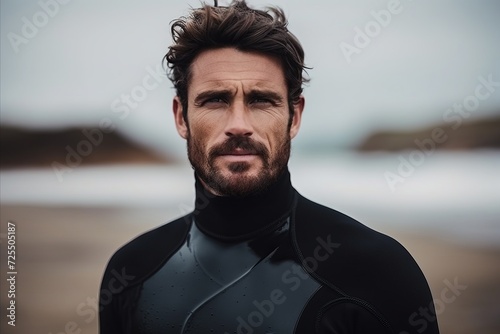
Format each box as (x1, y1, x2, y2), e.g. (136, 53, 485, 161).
(99, 170, 439, 333)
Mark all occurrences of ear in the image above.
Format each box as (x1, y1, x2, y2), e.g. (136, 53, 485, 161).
(173, 96, 188, 139)
(289, 95, 304, 139)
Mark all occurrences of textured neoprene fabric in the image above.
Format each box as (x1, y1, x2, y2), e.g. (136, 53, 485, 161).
(99, 170, 440, 333)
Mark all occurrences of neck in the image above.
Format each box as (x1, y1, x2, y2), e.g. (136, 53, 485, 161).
(193, 169, 295, 241)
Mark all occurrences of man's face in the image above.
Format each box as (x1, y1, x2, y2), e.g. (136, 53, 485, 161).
(173, 47, 303, 197)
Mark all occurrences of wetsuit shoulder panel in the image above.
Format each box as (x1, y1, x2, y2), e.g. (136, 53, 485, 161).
(293, 194, 439, 333)
(102, 215, 191, 287)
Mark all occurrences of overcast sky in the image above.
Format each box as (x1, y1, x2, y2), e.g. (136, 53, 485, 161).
(1, 0, 499, 156)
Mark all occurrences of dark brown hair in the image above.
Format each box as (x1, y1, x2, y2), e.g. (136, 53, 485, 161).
(163, 0, 308, 120)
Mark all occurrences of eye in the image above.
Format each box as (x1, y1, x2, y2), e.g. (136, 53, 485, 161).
(202, 97, 228, 107)
(247, 92, 282, 107)
(207, 98, 224, 103)
(250, 98, 274, 106)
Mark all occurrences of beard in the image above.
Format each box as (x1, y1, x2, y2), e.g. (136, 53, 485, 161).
(187, 132, 290, 197)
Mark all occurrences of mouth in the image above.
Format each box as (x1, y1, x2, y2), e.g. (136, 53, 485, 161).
(218, 148, 259, 161)
(221, 148, 258, 156)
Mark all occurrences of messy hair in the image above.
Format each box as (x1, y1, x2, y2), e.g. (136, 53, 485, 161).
(163, 0, 308, 120)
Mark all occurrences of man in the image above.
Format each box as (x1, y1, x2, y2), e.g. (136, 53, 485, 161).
(99, 1, 440, 333)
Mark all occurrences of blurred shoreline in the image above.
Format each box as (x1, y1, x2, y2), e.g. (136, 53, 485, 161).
(2, 151, 499, 245)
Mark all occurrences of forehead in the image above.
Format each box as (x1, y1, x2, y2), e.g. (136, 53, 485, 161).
(189, 48, 286, 92)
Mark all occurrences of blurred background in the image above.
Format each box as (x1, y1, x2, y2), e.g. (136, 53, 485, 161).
(1, 0, 499, 333)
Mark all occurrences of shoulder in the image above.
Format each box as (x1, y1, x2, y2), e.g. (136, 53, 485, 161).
(100, 214, 192, 290)
(294, 193, 416, 266)
(293, 194, 436, 332)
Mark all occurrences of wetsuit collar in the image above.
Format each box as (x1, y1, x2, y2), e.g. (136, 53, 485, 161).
(193, 168, 295, 241)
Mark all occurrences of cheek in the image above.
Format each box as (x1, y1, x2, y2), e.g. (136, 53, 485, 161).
(190, 110, 229, 138)
(188, 120, 217, 150)
(262, 124, 289, 154)
(253, 111, 288, 136)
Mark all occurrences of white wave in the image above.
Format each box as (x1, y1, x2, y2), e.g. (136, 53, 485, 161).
(1, 151, 499, 245)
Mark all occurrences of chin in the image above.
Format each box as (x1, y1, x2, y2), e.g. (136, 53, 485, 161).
(227, 161, 255, 173)
(212, 165, 267, 196)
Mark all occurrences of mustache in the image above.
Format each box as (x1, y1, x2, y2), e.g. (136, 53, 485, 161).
(209, 136, 269, 160)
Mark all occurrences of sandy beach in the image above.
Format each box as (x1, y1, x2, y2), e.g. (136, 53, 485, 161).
(1, 204, 499, 334)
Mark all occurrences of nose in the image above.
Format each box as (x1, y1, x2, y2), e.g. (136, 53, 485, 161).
(224, 102, 253, 137)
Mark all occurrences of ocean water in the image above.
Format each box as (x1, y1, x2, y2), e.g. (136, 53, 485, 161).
(1, 151, 499, 246)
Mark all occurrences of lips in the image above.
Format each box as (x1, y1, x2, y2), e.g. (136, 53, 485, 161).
(221, 148, 258, 156)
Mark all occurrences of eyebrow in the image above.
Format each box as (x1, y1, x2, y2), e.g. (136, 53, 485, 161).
(245, 90, 284, 105)
(194, 89, 284, 106)
(194, 89, 233, 106)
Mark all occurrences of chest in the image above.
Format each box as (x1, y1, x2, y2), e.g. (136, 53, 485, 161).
(132, 225, 320, 333)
